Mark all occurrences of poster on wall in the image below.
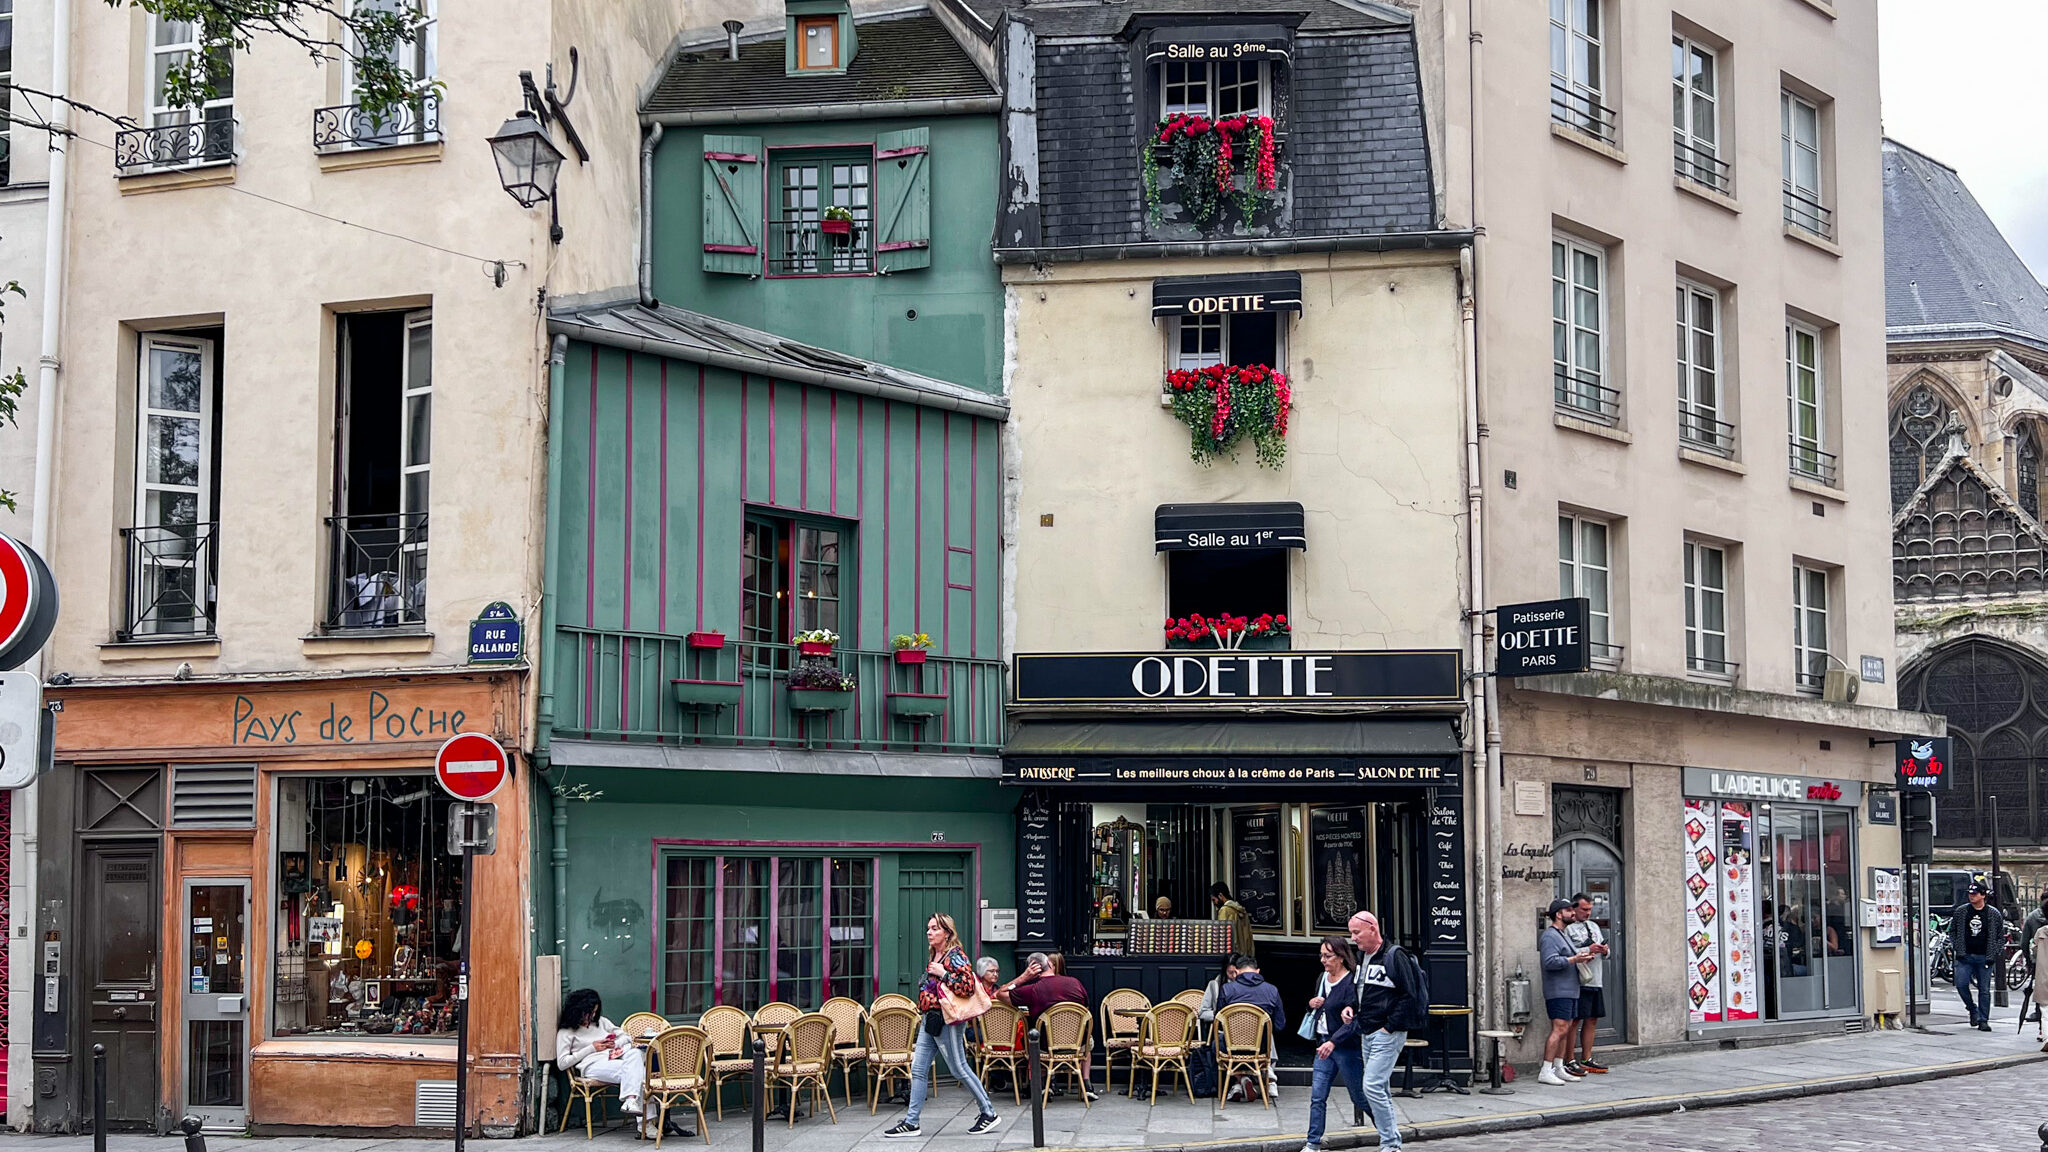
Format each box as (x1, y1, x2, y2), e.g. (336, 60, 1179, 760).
(1718, 803, 1759, 1022)
(1683, 800, 1721, 1022)
(1309, 807, 1367, 931)
(1871, 867, 1904, 947)
(1231, 809, 1284, 927)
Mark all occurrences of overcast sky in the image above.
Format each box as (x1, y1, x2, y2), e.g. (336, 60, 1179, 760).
(1881, 0, 2048, 282)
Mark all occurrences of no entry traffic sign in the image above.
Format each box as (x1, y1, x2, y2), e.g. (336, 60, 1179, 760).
(0, 532, 58, 672)
(435, 732, 509, 802)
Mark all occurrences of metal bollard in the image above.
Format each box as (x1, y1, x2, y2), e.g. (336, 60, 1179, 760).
(91, 1045, 106, 1152)
(1026, 1030, 1044, 1148)
(180, 1116, 207, 1152)
(751, 1037, 767, 1152)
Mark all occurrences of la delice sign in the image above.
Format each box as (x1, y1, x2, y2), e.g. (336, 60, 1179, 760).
(1013, 650, 1461, 707)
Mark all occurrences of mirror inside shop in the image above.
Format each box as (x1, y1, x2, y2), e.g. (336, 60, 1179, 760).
(271, 776, 465, 1038)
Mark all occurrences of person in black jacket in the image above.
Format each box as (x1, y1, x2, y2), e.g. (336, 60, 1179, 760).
(1345, 910, 1423, 1151)
(1302, 937, 1370, 1152)
(1951, 881, 2007, 1030)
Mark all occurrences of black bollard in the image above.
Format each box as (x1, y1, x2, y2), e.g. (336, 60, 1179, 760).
(180, 1116, 207, 1152)
(2038, 1119, 2048, 1152)
(751, 1036, 767, 1152)
(1026, 1030, 1044, 1148)
(91, 1045, 106, 1152)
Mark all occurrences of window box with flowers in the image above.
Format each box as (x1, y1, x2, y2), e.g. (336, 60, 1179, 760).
(787, 659, 857, 713)
(1143, 113, 1282, 234)
(794, 628, 839, 656)
(892, 633, 932, 665)
(1166, 363, 1292, 468)
(1165, 612, 1291, 651)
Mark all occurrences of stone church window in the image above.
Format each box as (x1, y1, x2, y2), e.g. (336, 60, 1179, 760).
(1898, 640, 2048, 846)
(1889, 383, 1962, 510)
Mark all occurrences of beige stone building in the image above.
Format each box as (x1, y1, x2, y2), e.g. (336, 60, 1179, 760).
(1413, 0, 1943, 1054)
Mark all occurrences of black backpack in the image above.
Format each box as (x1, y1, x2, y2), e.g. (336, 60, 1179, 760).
(1388, 945, 1431, 1033)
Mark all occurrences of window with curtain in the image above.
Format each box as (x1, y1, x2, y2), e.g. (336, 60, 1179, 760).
(1553, 237, 1612, 422)
(660, 852, 877, 1013)
(1792, 565, 1829, 695)
(1786, 321, 1828, 481)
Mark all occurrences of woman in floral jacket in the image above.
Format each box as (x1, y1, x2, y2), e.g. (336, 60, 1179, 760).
(882, 913, 1000, 1137)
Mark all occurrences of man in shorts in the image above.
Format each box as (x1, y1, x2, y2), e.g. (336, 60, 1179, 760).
(1561, 893, 1610, 1074)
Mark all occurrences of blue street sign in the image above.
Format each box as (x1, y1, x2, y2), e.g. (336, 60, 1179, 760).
(467, 602, 523, 664)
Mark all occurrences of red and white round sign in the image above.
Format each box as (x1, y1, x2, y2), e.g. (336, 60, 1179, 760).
(0, 532, 58, 673)
(435, 732, 509, 802)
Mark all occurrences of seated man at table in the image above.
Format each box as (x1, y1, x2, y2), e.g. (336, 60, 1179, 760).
(995, 952, 1094, 1097)
(1215, 953, 1285, 1101)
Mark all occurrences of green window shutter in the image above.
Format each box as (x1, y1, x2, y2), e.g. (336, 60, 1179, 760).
(874, 128, 931, 273)
(702, 134, 764, 276)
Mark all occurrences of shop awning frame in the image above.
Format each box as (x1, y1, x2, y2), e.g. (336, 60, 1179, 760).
(1002, 718, 1463, 789)
(1155, 501, 1306, 551)
(1151, 271, 1305, 318)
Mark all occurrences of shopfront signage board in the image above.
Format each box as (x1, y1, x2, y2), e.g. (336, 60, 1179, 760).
(1681, 766, 1863, 807)
(1003, 756, 1457, 788)
(1493, 597, 1590, 676)
(467, 602, 524, 664)
(435, 732, 508, 802)
(1013, 650, 1461, 707)
(1895, 736, 1950, 792)
(1017, 807, 1055, 943)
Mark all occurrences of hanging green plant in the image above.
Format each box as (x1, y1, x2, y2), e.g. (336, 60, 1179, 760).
(1164, 362, 1293, 468)
(1142, 114, 1280, 230)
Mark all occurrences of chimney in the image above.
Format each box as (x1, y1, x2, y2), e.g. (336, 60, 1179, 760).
(724, 20, 744, 61)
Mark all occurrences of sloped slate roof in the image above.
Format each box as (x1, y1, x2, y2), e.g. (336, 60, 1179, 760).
(1884, 137, 2048, 354)
(644, 12, 994, 116)
(959, 0, 1406, 37)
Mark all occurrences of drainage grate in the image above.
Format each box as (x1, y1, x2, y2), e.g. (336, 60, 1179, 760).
(415, 1080, 458, 1127)
(170, 763, 257, 827)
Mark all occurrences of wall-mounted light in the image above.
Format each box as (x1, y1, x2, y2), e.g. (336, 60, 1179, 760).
(486, 49, 589, 244)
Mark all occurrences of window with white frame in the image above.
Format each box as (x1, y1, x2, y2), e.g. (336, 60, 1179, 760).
(1676, 281, 1729, 454)
(1792, 564, 1829, 694)
(1161, 60, 1268, 119)
(1672, 36, 1723, 191)
(1169, 312, 1281, 372)
(128, 333, 218, 638)
(329, 311, 431, 630)
(146, 15, 235, 164)
(1684, 539, 1732, 678)
(1552, 236, 1612, 422)
(1781, 91, 1828, 237)
(1786, 320, 1831, 483)
(336, 0, 437, 147)
(1549, 0, 1611, 140)
(1558, 514, 1617, 666)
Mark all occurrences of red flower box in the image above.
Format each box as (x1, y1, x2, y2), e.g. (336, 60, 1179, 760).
(894, 649, 927, 665)
(797, 641, 836, 656)
(686, 631, 726, 649)
(820, 217, 853, 236)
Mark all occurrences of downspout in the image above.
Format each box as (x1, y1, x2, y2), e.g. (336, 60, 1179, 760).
(1459, 244, 1493, 1033)
(638, 124, 664, 308)
(541, 334, 569, 972)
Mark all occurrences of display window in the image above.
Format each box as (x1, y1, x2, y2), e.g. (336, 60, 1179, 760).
(271, 774, 464, 1038)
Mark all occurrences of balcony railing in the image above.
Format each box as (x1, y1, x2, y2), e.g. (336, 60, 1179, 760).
(1782, 184, 1834, 240)
(552, 627, 1006, 753)
(1788, 438, 1839, 486)
(114, 117, 237, 174)
(1550, 82, 1618, 146)
(313, 94, 441, 152)
(1673, 135, 1731, 195)
(1686, 653, 1739, 680)
(119, 522, 218, 640)
(1589, 641, 1625, 669)
(1679, 407, 1737, 457)
(326, 512, 428, 630)
(1794, 666, 1826, 695)
(767, 217, 873, 276)
(1554, 368, 1621, 424)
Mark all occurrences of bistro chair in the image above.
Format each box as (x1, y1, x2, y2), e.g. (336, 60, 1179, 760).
(864, 1006, 919, 1114)
(619, 1012, 669, 1043)
(1213, 1003, 1274, 1111)
(1099, 988, 1151, 1093)
(1036, 1003, 1094, 1109)
(698, 1005, 754, 1119)
(1134, 1001, 1197, 1105)
(644, 1026, 712, 1147)
(820, 996, 868, 1107)
(558, 1060, 619, 1139)
(1170, 988, 1207, 1010)
(770, 1013, 840, 1127)
(871, 992, 916, 1014)
(976, 1002, 1027, 1104)
(752, 1001, 803, 1029)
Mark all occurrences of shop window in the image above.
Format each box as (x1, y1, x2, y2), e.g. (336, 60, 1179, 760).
(1167, 548, 1287, 626)
(1169, 312, 1280, 373)
(1760, 803, 1859, 1015)
(330, 310, 432, 630)
(1160, 59, 1267, 119)
(659, 852, 875, 1015)
(271, 775, 464, 1038)
(742, 513, 849, 663)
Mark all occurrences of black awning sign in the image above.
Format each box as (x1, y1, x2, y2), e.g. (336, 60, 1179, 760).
(1494, 597, 1590, 676)
(1152, 272, 1304, 318)
(1014, 650, 1462, 706)
(1155, 502, 1306, 551)
(1896, 736, 1951, 792)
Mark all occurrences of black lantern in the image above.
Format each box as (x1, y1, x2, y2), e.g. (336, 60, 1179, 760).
(487, 110, 564, 209)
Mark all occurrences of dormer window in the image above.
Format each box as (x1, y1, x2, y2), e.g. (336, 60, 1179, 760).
(796, 15, 839, 70)
(1162, 60, 1267, 118)
(784, 0, 854, 76)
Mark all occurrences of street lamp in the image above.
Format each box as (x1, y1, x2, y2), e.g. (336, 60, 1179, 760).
(487, 51, 588, 244)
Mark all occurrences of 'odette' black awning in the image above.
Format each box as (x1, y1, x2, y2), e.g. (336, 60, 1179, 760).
(1151, 271, 1304, 318)
(1143, 24, 1293, 63)
(1156, 502, 1306, 551)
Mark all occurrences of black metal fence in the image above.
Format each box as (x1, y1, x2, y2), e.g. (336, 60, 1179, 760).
(119, 522, 218, 640)
(326, 512, 428, 629)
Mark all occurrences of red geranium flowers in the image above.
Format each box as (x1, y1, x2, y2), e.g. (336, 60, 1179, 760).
(1165, 362, 1292, 467)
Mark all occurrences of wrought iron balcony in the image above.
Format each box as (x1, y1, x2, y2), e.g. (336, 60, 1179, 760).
(767, 216, 873, 276)
(1782, 184, 1834, 240)
(1686, 653, 1739, 680)
(551, 627, 1006, 753)
(1679, 407, 1737, 457)
(1788, 437, 1839, 486)
(1589, 641, 1625, 669)
(1550, 82, 1617, 146)
(114, 117, 237, 174)
(1554, 368, 1621, 424)
(313, 94, 441, 152)
(1673, 135, 1731, 195)
(325, 512, 428, 630)
(119, 522, 218, 640)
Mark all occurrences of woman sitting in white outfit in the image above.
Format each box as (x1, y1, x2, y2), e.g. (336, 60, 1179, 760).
(556, 989, 660, 1138)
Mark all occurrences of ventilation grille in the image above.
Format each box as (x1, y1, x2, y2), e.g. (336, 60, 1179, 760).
(170, 763, 257, 827)
(1841, 1018, 1866, 1034)
(415, 1080, 457, 1127)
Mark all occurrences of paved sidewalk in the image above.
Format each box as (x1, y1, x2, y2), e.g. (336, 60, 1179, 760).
(2, 1005, 2039, 1152)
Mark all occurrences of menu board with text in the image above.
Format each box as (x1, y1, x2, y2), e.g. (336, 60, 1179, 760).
(1231, 809, 1283, 927)
(1310, 807, 1367, 931)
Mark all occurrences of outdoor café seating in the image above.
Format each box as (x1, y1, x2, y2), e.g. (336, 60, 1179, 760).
(644, 1026, 713, 1146)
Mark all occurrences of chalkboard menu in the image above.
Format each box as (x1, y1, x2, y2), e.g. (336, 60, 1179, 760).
(1230, 808, 1283, 928)
(1424, 793, 1467, 949)
(1019, 807, 1055, 943)
(1310, 807, 1368, 931)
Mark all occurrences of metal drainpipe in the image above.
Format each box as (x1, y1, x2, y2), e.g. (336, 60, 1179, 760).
(1459, 244, 1494, 1032)
(541, 334, 569, 973)
(638, 123, 663, 307)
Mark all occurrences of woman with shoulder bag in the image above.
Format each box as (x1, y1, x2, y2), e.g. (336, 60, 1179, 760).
(883, 913, 1001, 1138)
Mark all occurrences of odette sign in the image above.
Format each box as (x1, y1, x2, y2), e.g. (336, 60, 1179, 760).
(1493, 597, 1590, 676)
(1012, 650, 1462, 707)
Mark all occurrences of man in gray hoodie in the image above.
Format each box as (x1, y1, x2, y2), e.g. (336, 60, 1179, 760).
(1537, 898, 1595, 1085)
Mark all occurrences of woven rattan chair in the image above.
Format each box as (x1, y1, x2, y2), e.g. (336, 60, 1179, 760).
(976, 1002, 1026, 1104)
(770, 1013, 839, 1127)
(1213, 1003, 1273, 1110)
(752, 1001, 802, 1028)
(1134, 1002, 1196, 1105)
(644, 1026, 712, 1146)
(1098, 988, 1150, 1094)
(820, 997, 868, 1107)
(1036, 1002, 1093, 1109)
(863, 1006, 919, 1114)
(620, 1012, 669, 1043)
(871, 992, 916, 1014)
(1170, 989, 1206, 1010)
(698, 1005, 753, 1120)
(559, 1060, 617, 1138)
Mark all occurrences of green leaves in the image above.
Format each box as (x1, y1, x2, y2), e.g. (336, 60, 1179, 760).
(0, 277, 23, 513)
(117, 0, 437, 118)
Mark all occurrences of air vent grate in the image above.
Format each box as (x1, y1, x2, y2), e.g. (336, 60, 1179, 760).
(415, 1080, 457, 1127)
(1841, 1019, 1866, 1034)
(170, 763, 256, 827)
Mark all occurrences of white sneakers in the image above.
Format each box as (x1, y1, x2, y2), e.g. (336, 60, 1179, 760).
(1536, 1060, 1582, 1085)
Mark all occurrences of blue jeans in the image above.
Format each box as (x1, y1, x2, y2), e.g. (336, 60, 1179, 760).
(906, 1020, 995, 1125)
(1359, 1030, 1406, 1150)
(1956, 954, 1993, 1023)
(1305, 1044, 1367, 1148)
